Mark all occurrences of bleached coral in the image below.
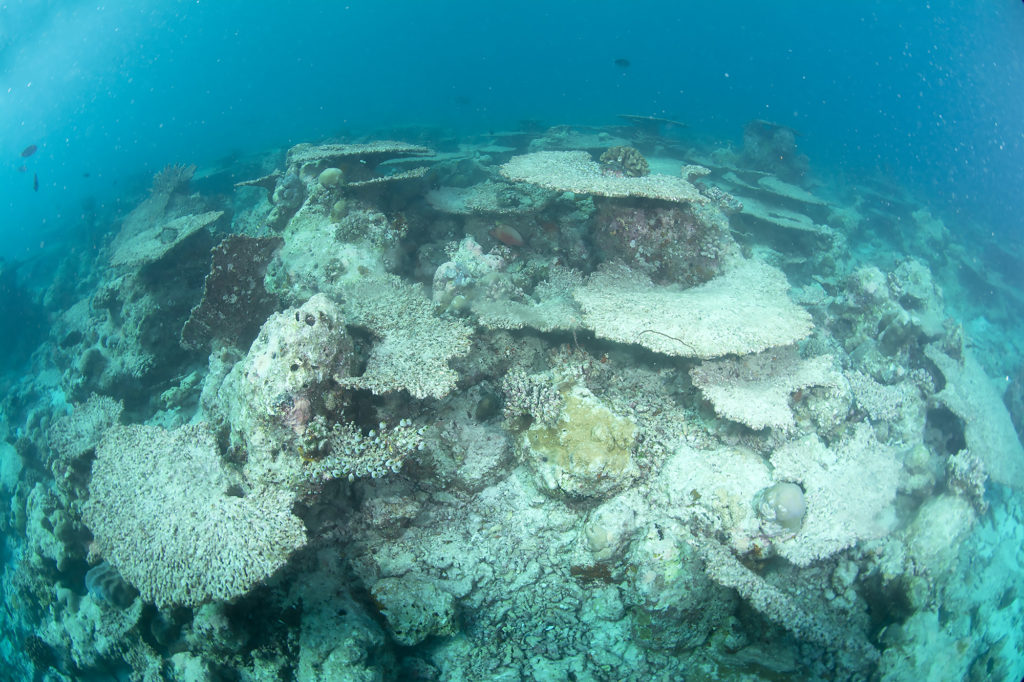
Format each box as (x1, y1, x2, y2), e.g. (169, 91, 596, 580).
(845, 370, 919, 423)
(300, 416, 426, 482)
(946, 449, 988, 513)
(431, 236, 507, 310)
(426, 181, 554, 215)
(516, 383, 639, 499)
(218, 294, 355, 456)
(690, 347, 841, 430)
(286, 140, 433, 176)
(574, 259, 813, 359)
(698, 537, 879, 667)
(337, 274, 473, 400)
(472, 266, 583, 332)
(108, 210, 224, 268)
(47, 394, 123, 492)
(83, 423, 307, 608)
(925, 344, 1024, 488)
(501, 150, 707, 204)
(769, 425, 900, 566)
(501, 368, 564, 427)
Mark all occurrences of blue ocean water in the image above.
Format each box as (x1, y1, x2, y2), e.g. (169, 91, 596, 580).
(3, 2, 1022, 257)
(2, 2, 1024, 680)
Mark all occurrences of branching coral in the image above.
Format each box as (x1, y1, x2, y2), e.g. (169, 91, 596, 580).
(300, 416, 426, 483)
(501, 368, 564, 427)
(599, 146, 650, 177)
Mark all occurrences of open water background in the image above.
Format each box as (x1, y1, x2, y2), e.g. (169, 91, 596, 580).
(1, 1, 1023, 260)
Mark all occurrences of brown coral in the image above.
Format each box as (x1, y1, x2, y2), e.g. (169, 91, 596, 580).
(600, 146, 650, 177)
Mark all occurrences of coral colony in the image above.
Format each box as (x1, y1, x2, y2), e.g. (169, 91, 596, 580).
(2, 124, 1023, 681)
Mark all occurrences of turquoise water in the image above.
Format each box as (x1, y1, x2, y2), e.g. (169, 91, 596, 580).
(2, 2, 1024, 680)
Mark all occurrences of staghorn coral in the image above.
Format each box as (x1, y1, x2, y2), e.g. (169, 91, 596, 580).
(83, 423, 307, 608)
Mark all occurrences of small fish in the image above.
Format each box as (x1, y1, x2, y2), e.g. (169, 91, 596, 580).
(21, 144, 37, 158)
(17, 165, 26, 173)
(33, 173, 38, 191)
(490, 224, 524, 247)
(614, 58, 631, 68)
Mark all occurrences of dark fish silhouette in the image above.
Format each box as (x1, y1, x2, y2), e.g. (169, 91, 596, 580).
(21, 144, 37, 158)
(17, 165, 26, 173)
(614, 58, 631, 68)
(33, 173, 38, 191)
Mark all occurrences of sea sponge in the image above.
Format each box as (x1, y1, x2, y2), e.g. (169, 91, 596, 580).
(755, 481, 806, 531)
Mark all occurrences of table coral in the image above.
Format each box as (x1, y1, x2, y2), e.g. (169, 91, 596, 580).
(690, 347, 841, 431)
(83, 423, 307, 607)
(501, 150, 707, 205)
(573, 259, 813, 359)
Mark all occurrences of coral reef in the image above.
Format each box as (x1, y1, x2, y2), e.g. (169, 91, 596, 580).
(5, 122, 1024, 681)
(501, 150, 707, 204)
(926, 344, 1024, 487)
(593, 199, 736, 285)
(740, 119, 809, 182)
(770, 426, 900, 566)
(516, 382, 640, 500)
(337, 274, 473, 399)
